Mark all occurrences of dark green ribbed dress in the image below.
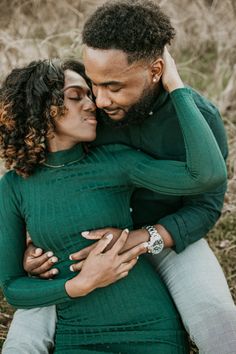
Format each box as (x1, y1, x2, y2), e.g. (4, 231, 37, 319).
(0, 89, 226, 353)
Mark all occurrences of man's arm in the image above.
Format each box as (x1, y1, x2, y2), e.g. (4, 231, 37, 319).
(157, 104, 228, 253)
(158, 180, 227, 253)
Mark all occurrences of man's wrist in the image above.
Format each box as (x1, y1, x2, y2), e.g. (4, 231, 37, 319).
(143, 225, 165, 254)
(153, 224, 174, 248)
(119, 228, 149, 253)
(119, 225, 174, 253)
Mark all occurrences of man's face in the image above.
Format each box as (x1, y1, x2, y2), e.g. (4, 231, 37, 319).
(83, 46, 159, 122)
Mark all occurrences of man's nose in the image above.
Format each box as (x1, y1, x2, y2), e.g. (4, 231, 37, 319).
(95, 88, 112, 109)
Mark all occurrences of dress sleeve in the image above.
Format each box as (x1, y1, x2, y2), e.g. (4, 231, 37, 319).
(122, 87, 227, 195)
(0, 173, 72, 308)
(158, 107, 228, 252)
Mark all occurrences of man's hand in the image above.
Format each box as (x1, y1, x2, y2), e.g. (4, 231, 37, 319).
(23, 241, 58, 279)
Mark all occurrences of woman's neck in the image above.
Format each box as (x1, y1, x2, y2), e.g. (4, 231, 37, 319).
(47, 136, 79, 152)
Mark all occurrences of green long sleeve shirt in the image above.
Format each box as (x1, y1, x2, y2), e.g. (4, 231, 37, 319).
(94, 86, 228, 252)
(0, 88, 226, 310)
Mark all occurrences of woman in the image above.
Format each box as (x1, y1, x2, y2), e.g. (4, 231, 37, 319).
(0, 55, 226, 353)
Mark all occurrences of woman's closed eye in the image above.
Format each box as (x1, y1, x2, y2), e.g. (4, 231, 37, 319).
(68, 96, 82, 101)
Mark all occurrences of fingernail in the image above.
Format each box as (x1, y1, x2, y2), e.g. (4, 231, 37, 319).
(47, 251, 53, 258)
(142, 242, 149, 248)
(81, 231, 89, 237)
(69, 255, 73, 260)
(35, 248, 42, 256)
(124, 228, 129, 233)
(51, 268, 58, 275)
(106, 233, 113, 240)
(50, 257, 58, 263)
(136, 256, 139, 260)
(70, 265, 74, 272)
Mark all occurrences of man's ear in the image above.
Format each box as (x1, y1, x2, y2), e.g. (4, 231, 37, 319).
(150, 58, 164, 83)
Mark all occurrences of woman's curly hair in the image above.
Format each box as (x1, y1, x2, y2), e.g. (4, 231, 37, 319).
(0, 59, 87, 178)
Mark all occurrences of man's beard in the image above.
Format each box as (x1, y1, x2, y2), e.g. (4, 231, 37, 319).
(98, 85, 159, 128)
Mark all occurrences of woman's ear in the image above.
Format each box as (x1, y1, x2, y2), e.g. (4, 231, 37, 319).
(151, 57, 164, 83)
(50, 105, 59, 118)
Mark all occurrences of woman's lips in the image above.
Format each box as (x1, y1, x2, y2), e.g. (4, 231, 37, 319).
(84, 116, 97, 125)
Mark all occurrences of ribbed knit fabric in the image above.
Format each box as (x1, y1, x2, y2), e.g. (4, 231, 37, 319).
(0, 88, 226, 353)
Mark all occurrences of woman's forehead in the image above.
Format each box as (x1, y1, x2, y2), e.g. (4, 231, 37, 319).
(64, 69, 89, 90)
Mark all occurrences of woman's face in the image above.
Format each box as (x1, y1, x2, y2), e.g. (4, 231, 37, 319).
(51, 69, 97, 149)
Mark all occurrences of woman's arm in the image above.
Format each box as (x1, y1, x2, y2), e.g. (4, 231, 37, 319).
(0, 175, 141, 307)
(0, 173, 73, 308)
(123, 49, 227, 195)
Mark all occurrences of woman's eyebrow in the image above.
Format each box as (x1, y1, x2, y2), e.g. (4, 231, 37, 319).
(63, 84, 88, 92)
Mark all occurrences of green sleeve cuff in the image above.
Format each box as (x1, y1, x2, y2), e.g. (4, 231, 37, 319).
(169, 87, 192, 99)
(158, 215, 188, 254)
(3, 277, 74, 309)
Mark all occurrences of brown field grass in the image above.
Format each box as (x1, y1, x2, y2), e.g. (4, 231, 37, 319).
(0, 0, 235, 352)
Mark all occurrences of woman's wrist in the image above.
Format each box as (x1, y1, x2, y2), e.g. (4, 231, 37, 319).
(65, 275, 92, 298)
(165, 79, 184, 93)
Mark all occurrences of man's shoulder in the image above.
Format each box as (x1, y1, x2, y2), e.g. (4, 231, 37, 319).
(151, 85, 221, 127)
(185, 86, 221, 122)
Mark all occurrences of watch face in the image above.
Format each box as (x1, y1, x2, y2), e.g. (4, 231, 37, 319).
(152, 239, 164, 254)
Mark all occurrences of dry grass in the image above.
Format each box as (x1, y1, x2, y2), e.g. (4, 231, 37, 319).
(0, 0, 236, 352)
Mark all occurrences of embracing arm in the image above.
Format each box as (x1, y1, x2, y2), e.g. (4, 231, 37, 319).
(122, 49, 226, 195)
(125, 87, 226, 195)
(157, 107, 228, 253)
(123, 53, 228, 253)
(0, 174, 141, 306)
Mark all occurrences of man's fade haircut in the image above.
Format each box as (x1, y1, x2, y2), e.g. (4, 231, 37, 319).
(82, 0, 176, 63)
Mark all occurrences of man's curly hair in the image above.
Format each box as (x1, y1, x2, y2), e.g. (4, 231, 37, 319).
(82, 0, 176, 63)
(0, 59, 87, 178)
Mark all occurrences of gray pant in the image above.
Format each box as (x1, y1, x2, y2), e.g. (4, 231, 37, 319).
(2, 239, 236, 354)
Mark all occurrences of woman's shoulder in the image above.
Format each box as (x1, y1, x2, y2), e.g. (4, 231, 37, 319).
(0, 170, 21, 191)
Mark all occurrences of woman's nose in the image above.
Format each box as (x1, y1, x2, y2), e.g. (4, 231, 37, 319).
(84, 96, 96, 112)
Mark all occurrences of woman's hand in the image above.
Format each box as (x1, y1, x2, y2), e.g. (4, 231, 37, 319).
(65, 229, 147, 298)
(23, 227, 148, 279)
(161, 47, 184, 93)
(69, 227, 123, 267)
(23, 228, 123, 278)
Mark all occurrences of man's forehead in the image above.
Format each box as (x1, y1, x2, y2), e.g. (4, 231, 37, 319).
(83, 46, 144, 80)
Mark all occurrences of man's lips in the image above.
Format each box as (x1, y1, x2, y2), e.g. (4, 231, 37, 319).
(104, 109, 120, 115)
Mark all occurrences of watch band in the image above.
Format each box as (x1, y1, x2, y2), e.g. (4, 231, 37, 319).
(143, 225, 164, 255)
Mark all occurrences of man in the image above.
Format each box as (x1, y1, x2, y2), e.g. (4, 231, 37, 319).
(3, 1, 236, 353)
